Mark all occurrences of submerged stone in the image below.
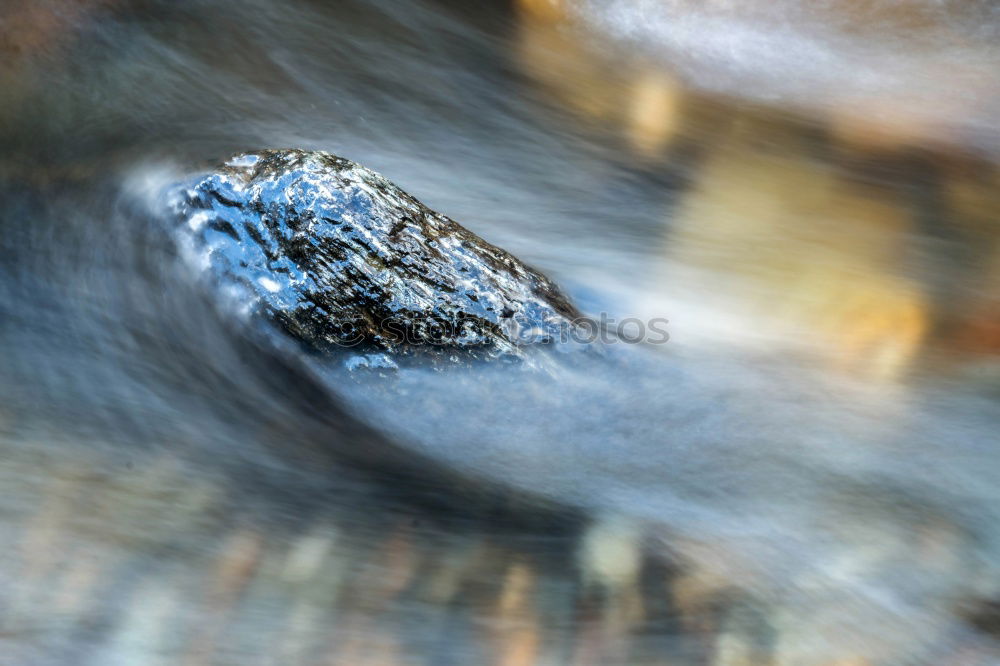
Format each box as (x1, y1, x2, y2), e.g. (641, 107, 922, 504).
(169, 149, 582, 363)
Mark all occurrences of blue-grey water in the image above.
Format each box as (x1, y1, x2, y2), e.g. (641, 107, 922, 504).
(1, 1, 999, 664)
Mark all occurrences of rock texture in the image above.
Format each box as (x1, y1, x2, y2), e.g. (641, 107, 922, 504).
(169, 149, 581, 363)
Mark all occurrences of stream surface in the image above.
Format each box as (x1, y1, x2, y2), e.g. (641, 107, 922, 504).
(1, 1, 999, 664)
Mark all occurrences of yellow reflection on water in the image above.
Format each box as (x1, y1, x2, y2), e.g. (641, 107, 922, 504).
(666, 127, 929, 380)
(514, 0, 686, 157)
(511, 0, 1000, 382)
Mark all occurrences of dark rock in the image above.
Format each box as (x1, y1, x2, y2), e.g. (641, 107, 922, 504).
(168, 149, 582, 365)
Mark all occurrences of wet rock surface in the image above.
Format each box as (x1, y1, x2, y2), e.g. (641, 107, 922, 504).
(169, 149, 582, 364)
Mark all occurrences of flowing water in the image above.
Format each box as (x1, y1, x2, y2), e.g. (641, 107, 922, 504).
(1, 1, 999, 664)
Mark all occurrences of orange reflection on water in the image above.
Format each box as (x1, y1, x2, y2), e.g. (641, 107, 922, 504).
(511, 1, 1000, 380)
(664, 128, 930, 380)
